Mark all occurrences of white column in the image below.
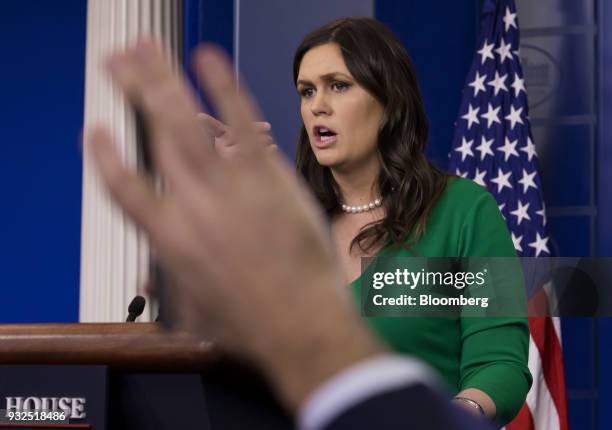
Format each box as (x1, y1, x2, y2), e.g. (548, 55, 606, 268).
(80, 0, 182, 322)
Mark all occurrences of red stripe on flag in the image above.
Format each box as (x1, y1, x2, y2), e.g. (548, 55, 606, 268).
(506, 402, 536, 430)
(529, 317, 569, 430)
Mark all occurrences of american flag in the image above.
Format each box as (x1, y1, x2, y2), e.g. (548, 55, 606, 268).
(448, 0, 569, 429)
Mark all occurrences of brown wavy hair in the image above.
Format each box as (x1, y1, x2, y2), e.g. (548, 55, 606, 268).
(293, 17, 450, 253)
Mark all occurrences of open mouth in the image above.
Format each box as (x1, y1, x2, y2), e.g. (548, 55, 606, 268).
(313, 126, 338, 145)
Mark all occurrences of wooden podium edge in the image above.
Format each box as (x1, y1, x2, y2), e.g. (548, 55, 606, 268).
(0, 323, 220, 372)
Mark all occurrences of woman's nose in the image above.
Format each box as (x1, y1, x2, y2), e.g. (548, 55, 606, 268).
(310, 92, 331, 116)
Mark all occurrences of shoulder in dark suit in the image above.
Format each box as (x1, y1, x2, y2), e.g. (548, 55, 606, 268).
(323, 383, 495, 430)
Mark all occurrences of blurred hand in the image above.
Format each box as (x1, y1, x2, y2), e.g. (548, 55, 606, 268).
(197, 112, 277, 158)
(88, 40, 384, 411)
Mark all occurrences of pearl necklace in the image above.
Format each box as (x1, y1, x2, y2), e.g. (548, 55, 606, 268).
(341, 197, 383, 213)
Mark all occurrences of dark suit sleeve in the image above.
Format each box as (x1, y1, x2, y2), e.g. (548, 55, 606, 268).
(322, 383, 495, 430)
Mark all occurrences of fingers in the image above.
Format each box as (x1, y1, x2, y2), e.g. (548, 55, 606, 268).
(199, 113, 275, 160)
(197, 113, 227, 138)
(88, 127, 163, 236)
(198, 114, 270, 138)
(255, 121, 272, 133)
(105, 40, 218, 187)
(193, 46, 264, 156)
(198, 113, 271, 138)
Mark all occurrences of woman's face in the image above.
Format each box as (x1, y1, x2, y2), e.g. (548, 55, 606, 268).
(297, 43, 384, 172)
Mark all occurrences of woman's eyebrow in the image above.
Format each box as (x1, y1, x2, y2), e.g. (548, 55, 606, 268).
(297, 72, 352, 86)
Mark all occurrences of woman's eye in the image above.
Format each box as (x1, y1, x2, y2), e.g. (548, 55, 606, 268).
(331, 81, 350, 92)
(300, 88, 315, 98)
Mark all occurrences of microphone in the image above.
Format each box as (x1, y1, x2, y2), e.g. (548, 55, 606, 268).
(126, 295, 146, 322)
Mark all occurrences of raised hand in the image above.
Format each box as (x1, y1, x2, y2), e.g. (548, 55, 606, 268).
(87, 40, 384, 411)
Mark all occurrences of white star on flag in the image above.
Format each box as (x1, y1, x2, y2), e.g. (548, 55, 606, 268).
(498, 203, 506, 220)
(455, 168, 468, 178)
(477, 39, 495, 64)
(536, 205, 547, 227)
(505, 104, 524, 130)
(511, 232, 523, 252)
(476, 136, 495, 160)
(455, 137, 474, 161)
(473, 168, 487, 187)
(529, 232, 550, 256)
(461, 104, 480, 129)
(518, 169, 538, 193)
(490, 168, 513, 192)
(468, 71, 487, 96)
(487, 71, 508, 96)
(480, 103, 501, 128)
(503, 7, 518, 31)
(495, 38, 514, 62)
(497, 137, 520, 162)
(520, 137, 537, 162)
(511, 73, 526, 96)
(510, 200, 531, 225)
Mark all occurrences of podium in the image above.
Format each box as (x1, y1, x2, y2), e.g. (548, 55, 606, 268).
(0, 323, 293, 429)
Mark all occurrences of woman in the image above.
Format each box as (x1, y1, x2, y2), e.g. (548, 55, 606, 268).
(292, 17, 531, 424)
(203, 16, 530, 425)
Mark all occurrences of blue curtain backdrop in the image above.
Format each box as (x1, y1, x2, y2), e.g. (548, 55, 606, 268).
(0, 0, 86, 323)
(183, 0, 233, 113)
(597, 1, 612, 427)
(376, 2, 479, 169)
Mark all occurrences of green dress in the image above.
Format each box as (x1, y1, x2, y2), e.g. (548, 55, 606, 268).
(350, 177, 532, 425)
